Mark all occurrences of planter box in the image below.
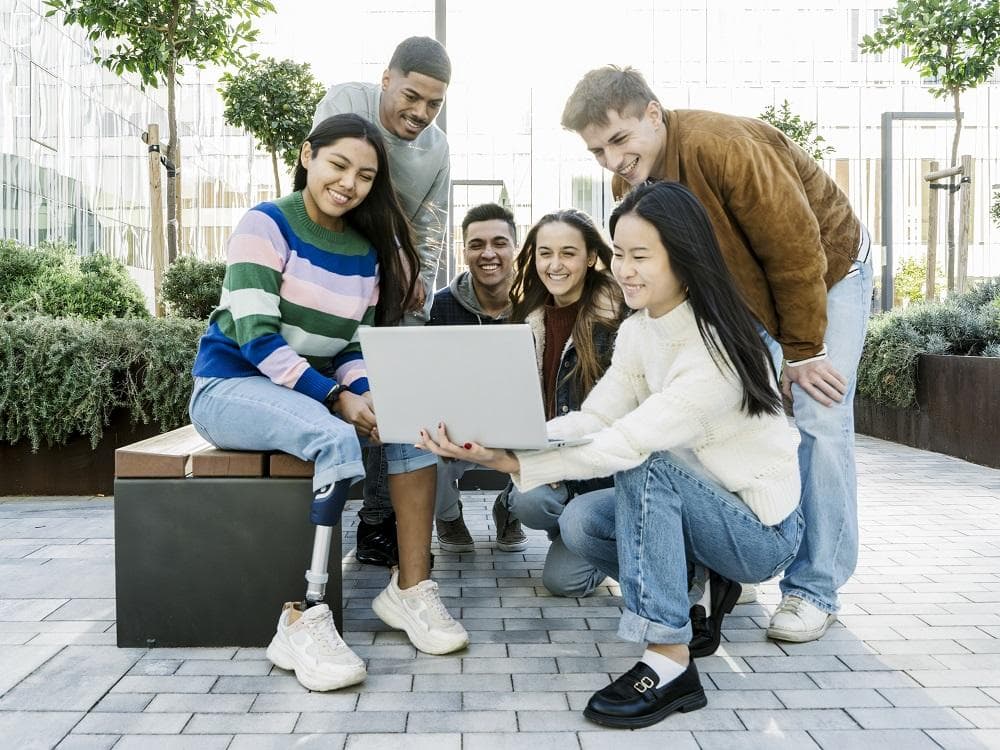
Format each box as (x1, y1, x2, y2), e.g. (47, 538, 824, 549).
(855, 354, 1000, 469)
(0, 410, 165, 496)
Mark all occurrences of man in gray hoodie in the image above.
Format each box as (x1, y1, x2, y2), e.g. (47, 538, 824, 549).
(426, 203, 527, 553)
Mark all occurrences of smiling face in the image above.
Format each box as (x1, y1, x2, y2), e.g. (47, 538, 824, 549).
(534, 221, 595, 307)
(299, 137, 378, 231)
(579, 102, 667, 186)
(611, 212, 687, 318)
(379, 68, 447, 140)
(463, 218, 515, 295)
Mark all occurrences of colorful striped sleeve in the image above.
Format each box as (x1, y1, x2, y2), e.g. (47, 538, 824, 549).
(329, 271, 379, 395)
(222, 209, 335, 402)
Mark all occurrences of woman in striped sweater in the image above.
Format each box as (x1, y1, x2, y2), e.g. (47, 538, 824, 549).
(189, 114, 468, 694)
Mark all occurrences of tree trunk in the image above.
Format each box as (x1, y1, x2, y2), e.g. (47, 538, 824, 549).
(926, 159, 938, 302)
(946, 90, 962, 292)
(271, 149, 282, 198)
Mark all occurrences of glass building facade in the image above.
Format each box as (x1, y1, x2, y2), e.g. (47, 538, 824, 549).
(3, 0, 999, 308)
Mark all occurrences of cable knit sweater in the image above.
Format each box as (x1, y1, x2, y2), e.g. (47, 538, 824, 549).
(514, 300, 801, 526)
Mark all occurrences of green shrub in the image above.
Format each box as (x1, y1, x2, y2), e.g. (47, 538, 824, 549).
(858, 278, 1000, 408)
(162, 255, 225, 319)
(0, 315, 202, 449)
(0, 239, 148, 319)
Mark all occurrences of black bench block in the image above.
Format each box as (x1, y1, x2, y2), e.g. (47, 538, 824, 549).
(115, 478, 342, 647)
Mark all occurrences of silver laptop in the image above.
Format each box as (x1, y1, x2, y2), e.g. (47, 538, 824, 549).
(358, 324, 590, 450)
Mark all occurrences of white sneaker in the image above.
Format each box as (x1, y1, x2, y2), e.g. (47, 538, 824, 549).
(766, 595, 837, 643)
(737, 583, 759, 605)
(265, 602, 366, 691)
(372, 568, 469, 655)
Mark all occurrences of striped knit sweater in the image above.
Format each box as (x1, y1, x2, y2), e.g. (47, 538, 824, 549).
(192, 191, 379, 402)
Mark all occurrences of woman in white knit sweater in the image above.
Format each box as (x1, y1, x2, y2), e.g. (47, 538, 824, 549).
(418, 181, 803, 729)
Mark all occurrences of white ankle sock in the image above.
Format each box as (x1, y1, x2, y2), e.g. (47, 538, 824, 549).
(696, 578, 712, 615)
(641, 648, 687, 687)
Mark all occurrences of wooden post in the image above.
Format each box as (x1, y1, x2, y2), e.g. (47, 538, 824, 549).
(956, 154, 973, 294)
(173, 139, 183, 258)
(926, 160, 939, 301)
(146, 124, 166, 317)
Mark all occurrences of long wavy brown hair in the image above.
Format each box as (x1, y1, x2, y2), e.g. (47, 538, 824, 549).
(510, 209, 624, 399)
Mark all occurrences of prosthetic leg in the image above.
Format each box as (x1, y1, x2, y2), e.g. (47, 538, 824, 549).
(302, 479, 352, 609)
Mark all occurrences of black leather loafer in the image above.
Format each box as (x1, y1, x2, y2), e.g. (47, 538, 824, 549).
(355, 514, 399, 567)
(689, 570, 742, 658)
(583, 659, 707, 728)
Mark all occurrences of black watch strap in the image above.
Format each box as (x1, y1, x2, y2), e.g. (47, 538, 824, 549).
(324, 384, 349, 407)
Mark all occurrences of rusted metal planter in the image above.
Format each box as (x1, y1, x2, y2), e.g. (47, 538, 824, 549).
(854, 354, 1000, 469)
(0, 411, 163, 496)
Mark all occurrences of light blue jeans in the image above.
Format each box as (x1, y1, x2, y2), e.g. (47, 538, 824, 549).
(760, 232, 874, 614)
(188, 376, 436, 493)
(559, 451, 803, 645)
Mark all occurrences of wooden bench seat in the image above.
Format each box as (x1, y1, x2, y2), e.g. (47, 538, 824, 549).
(113, 425, 342, 648)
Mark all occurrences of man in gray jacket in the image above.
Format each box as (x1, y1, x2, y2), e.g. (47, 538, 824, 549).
(312, 37, 451, 566)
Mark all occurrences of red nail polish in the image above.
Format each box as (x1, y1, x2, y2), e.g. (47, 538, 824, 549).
(464, 443, 472, 450)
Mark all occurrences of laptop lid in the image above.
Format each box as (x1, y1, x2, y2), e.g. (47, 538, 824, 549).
(358, 324, 552, 449)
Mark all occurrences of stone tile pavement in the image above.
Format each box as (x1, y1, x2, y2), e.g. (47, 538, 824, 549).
(1, 434, 999, 749)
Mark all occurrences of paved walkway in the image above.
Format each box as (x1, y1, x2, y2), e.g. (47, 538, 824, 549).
(1, 435, 999, 750)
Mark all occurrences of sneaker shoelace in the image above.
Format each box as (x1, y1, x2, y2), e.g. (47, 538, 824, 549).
(304, 610, 347, 653)
(415, 580, 455, 624)
(774, 596, 804, 617)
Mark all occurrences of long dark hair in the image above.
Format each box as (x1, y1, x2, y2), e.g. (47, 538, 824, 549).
(293, 113, 418, 325)
(609, 182, 780, 417)
(511, 209, 624, 399)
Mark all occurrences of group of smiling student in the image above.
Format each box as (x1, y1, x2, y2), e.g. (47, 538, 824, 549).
(188, 37, 873, 729)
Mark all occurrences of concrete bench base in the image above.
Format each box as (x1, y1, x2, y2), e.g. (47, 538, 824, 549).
(115, 477, 342, 648)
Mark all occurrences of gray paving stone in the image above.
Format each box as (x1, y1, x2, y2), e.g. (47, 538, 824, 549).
(344, 734, 461, 750)
(954, 707, 1000, 729)
(462, 656, 557, 674)
(737, 708, 858, 730)
(709, 672, 818, 691)
(0, 644, 62, 695)
(694, 730, 820, 750)
(146, 693, 255, 713)
(578, 731, 699, 750)
(73, 711, 190, 734)
(0, 711, 84, 750)
(113, 737, 233, 750)
(112, 675, 216, 694)
(776, 688, 891, 708)
(745, 655, 850, 672)
(127, 659, 182, 676)
(925, 729, 1000, 749)
(54, 736, 119, 750)
(250, 693, 358, 713)
(407, 710, 515, 732)
(462, 691, 569, 711)
(846, 706, 974, 729)
(0, 645, 141, 710)
(810, 729, 941, 749)
(183, 712, 298, 733)
(175, 659, 273, 676)
(356, 691, 461, 711)
(294, 711, 407, 733)
(229, 736, 346, 750)
(413, 673, 512, 692)
(91, 693, 153, 712)
(0, 598, 67, 621)
(463, 734, 579, 750)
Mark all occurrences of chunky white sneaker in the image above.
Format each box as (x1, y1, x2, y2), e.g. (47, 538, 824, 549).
(265, 602, 366, 691)
(766, 595, 836, 643)
(737, 583, 759, 605)
(372, 568, 469, 655)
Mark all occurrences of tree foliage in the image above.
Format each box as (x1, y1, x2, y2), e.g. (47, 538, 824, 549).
(44, 0, 275, 260)
(220, 57, 326, 195)
(759, 100, 834, 161)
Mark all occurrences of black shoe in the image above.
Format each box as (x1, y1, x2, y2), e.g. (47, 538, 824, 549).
(688, 570, 742, 658)
(583, 659, 707, 728)
(355, 514, 398, 567)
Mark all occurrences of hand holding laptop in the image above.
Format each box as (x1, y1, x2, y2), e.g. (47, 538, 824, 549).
(416, 421, 520, 475)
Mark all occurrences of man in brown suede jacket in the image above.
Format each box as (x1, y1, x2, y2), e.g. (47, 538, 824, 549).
(562, 65, 874, 647)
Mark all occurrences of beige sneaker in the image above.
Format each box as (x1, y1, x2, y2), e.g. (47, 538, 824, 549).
(436, 502, 475, 553)
(766, 595, 837, 643)
(372, 568, 469, 655)
(737, 583, 759, 605)
(265, 602, 366, 691)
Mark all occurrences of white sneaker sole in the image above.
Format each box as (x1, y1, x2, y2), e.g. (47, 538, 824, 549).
(495, 538, 528, 552)
(766, 614, 836, 643)
(736, 585, 758, 605)
(437, 539, 475, 553)
(266, 638, 366, 691)
(372, 590, 469, 655)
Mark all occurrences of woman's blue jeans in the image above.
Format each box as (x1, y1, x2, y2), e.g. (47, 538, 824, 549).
(189, 376, 435, 494)
(559, 451, 803, 645)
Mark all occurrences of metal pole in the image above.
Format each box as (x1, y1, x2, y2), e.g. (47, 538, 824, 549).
(879, 111, 957, 311)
